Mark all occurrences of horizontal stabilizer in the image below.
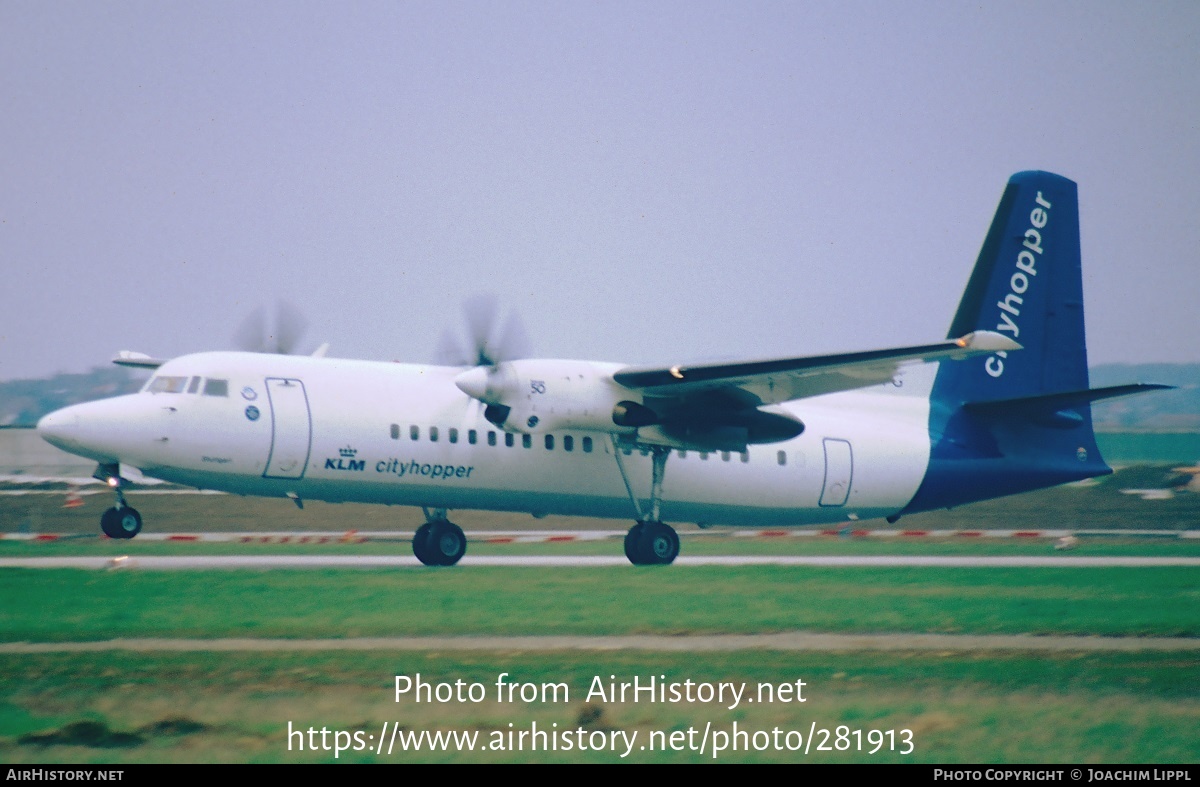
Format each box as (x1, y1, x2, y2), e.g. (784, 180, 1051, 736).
(963, 383, 1173, 428)
(112, 351, 168, 370)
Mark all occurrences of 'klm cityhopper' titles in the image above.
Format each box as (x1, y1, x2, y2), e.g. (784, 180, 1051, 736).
(324, 447, 474, 481)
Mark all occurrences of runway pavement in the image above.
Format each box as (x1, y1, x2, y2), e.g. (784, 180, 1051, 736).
(1, 555, 1198, 569)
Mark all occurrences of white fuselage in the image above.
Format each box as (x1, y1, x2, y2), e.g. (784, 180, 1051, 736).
(38, 351, 937, 527)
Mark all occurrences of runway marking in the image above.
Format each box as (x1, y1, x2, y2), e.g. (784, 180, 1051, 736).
(0, 555, 1197, 569)
(1, 633, 1196, 654)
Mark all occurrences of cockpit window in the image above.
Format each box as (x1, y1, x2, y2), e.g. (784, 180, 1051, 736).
(147, 376, 189, 393)
(187, 376, 202, 394)
(203, 379, 229, 397)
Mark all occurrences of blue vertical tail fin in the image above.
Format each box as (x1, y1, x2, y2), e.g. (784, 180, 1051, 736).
(903, 171, 1113, 513)
(942, 171, 1088, 402)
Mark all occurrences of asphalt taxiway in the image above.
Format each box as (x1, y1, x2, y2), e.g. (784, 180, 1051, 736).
(1, 555, 1197, 569)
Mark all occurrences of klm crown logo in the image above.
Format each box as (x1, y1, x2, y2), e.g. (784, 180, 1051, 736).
(326, 446, 364, 472)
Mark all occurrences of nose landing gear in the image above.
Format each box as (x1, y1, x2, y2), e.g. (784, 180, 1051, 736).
(98, 470, 142, 539)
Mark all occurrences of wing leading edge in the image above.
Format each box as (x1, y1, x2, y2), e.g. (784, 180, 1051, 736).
(613, 331, 1021, 407)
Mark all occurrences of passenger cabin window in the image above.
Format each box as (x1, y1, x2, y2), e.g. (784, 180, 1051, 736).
(505, 433, 514, 448)
(410, 425, 420, 441)
(740, 451, 750, 463)
(390, 424, 400, 440)
(187, 376, 202, 394)
(777, 450, 787, 466)
(720, 451, 730, 462)
(582, 436, 593, 453)
(563, 435, 574, 452)
(468, 429, 478, 445)
(522, 434, 532, 449)
(202, 379, 229, 397)
(449, 428, 459, 444)
(430, 426, 439, 443)
(488, 431, 497, 447)
(544, 435, 554, 450)
(148, 376, 188, 393)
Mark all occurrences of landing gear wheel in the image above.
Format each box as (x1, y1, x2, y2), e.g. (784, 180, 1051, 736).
(101, 506, 142, 540)
(625, 521, 679, 565)
(414, 520, 466, 566)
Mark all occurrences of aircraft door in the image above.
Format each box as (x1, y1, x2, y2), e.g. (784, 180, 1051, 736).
(819, 438, 853, 507)
(263, 378, 312, 479)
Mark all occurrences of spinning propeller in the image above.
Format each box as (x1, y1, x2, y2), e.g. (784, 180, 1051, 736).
(233, 301, 326, 356)
(433, 295, 530, 368)
(435, 296, 531, 427)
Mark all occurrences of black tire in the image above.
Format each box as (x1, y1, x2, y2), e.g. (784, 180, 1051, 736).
(637, 521, 679, 565)
(100, 507, 121, 539)
(428, 520, 466, 566)
(412, 522, 434, 565)
(101, 506, 142, 539)
(623, 523, 645, 563)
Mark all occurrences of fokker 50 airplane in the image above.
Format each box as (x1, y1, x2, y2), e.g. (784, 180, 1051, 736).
(37, 171, 1166, 566)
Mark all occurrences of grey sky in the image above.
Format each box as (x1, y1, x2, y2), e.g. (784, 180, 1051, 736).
(2, 1, 1198, 380)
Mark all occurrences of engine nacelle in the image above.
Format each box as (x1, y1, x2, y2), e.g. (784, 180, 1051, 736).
(456, 359, 643, 435)
(635, 406, 804, 452)
(454, 360, 805, 448)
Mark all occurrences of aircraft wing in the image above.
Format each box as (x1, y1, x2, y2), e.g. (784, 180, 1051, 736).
(613, 331, 1020, 407)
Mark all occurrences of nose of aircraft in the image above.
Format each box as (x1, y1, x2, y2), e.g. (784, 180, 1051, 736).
(37, 407, 80, 452)
(35, 397, 143, 464)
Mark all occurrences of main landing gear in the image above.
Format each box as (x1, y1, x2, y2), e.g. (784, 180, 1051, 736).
(99, 478, 142, 540)
(614, 441, 680, 566)
(412, 507, 467, 566)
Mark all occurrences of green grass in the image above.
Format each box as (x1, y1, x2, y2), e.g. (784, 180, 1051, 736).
(1, 651, 1195, 763)
(1, 565, 1196, 641)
